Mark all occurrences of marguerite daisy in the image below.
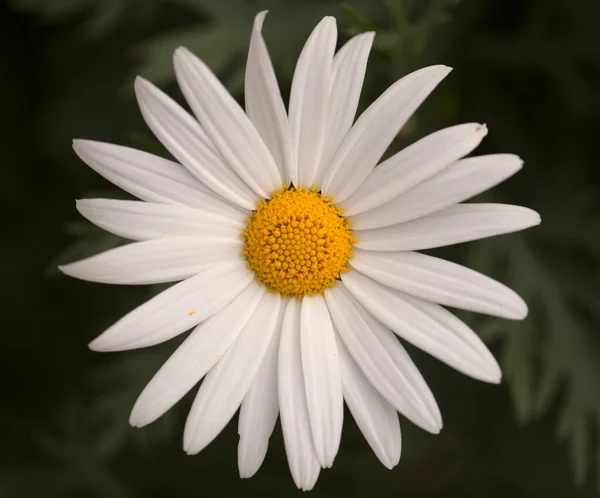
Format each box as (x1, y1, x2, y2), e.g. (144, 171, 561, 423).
(61, 11, 540, 491)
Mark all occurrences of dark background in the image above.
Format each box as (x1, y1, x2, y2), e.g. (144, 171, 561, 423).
(2, 0, 600, 497)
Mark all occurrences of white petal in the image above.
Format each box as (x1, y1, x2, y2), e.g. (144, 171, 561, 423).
(245, 11, 294, 184)
(134, 77, 257, 209)
(76, 198, 243, 241)
(59, 236, 243, 285)
(337, 334, 401, 468)
(129, 281, 265, 427)
(355, 203, 541, 251)
(278, 299, 321, 491)
(351, 153, 523, 230)
(300, 294, 343, 468)
(325, 284, 441, 433)
(89, 261, 253, 352)
(343, 123, 488, 215)
(342, 270, 504, 382)
(72, 140, 244, 214)
(320, 32, 375, 175)
(289, 16, 337, 187)
(184, 292, 281, 454)
(174, 47, 281, 197)
(237, 301, 286, 478)
(321, 65, 452, 201)
(351, 249, 528, 319)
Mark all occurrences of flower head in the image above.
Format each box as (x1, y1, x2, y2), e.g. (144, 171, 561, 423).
(61, 11, 540, 490)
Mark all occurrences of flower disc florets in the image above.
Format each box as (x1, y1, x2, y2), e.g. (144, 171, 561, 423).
(243, 186, 356, 298)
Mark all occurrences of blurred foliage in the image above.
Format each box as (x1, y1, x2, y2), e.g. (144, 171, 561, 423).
(3, 0, 600, 497)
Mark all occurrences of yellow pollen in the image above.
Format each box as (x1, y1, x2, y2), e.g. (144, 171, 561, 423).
(242, 186, 356, 298)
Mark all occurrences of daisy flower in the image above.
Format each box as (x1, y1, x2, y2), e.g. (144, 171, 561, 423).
(61, 11, 540, 490)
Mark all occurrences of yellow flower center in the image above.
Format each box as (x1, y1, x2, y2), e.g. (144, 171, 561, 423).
(242, 186, 356, 298)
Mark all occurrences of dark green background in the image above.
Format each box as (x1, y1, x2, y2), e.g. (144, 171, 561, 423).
(3, 0, 600, 497)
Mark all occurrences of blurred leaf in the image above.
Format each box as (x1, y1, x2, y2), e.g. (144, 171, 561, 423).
(468, 232, 600, 490)
(46, 220, 124, 277)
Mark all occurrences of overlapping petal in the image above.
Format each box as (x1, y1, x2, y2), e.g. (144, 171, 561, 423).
(337, 336, 401, 468)
(184, 292, 281, 454)
(135, 77, 257, 209)
(321, 65, 452, 201)
(350, 249, 528, 319)
(245, 11, 294, 183)
(342, 271, 506, 382)
(342, 123, 488, 215)
(279, 299, 321, 490)
(289, 16, 337, 187)
(71, 139, 241, 212)
(129, 281, 265, 427)
(89, 261, 253, 352)
(174, 47, 281, 197)
(325, 284, 441, 432)
(351, 153, 524, 230)
(237, 302, 286, 478)
(320, 31, 374, 174)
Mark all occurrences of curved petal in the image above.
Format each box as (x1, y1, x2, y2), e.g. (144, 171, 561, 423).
(184, 292, 281, 454)
(354, 203, 541, 251)
(350, 153, 523, 230)
(278, 299, 320, 490)
(237, 302, 285, 478)
(342, 123, 488, 215)
(342, 270, 504, 382)
(245, 11, 294, 184)
(325, 284, 441, 433)
(174, 47, 281, 197)
(337, 334, 401, 468)
(89, 261, 253, 352)
(321, 65, 452, 201)
(289, 16, 337, 187)
(319, 31, 375, 177)
(59, 236, 243, 285)
(134, 77, 257, 209)
(76, 198, 243, 241)
(129, 281, 264, 427)
(300, 294, 343, 468)
(350, 249, 528, 319)
(71, 139, 243, 212)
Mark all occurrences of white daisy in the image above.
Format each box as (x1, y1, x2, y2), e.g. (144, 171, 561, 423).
(61, 11, 540, 491)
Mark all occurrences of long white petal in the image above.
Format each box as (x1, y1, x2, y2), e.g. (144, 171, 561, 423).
(355, 203, 541, 251)
(60, 236, 243, 285)
(134, 77, 256, 209)
(319, 32, 374, 177)
(351, 153, 523, 230)
(342, 271, 504, 382)
(325, 284, 441, 433)
(72, 140, 244, 213)
(89, 261, 253, 352)
(129, 281, 264, 427)
(337, 334, 401, 468)
(321, 65, 452, 201)
(279, 299, 320, 490)
(351, 249, 528, 319)
(237, 301, 286, 478)
(184, 292, 281, 454)
(174, 47, 281, 197)
(300, 294, 343, 468)
(289, 16, 337, 187)
(343, 123, 488, 215)
(76, 198, 243, 241)
(245, 11, 294, 184)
